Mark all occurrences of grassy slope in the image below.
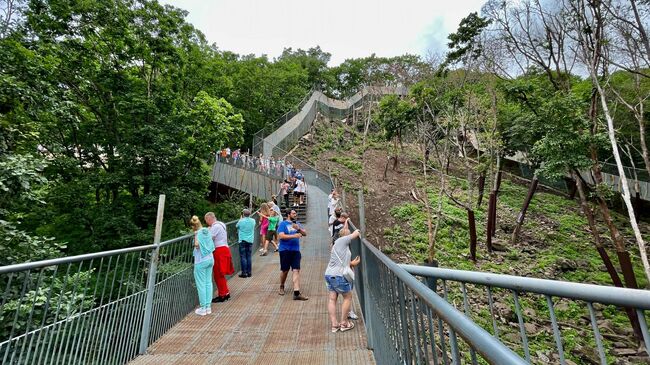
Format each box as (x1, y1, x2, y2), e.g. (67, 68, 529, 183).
(296, 119, 650, 364)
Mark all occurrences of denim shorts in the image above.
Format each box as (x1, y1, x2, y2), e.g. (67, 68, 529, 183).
(325, 275, 353, 294)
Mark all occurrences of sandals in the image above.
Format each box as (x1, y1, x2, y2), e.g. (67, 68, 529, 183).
(278, 286, 285, 296)
(331, 325, 340, 333)
(339, 321, 355, 332)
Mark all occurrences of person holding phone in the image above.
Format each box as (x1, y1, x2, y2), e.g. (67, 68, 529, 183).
(277, 209, 309, 300)
(325, 219, 361, 333)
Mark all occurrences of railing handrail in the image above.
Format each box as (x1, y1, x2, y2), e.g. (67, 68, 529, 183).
(400, 264, 650, 310)
(361, 237, 527, 364)
(0, 212, 262, 276)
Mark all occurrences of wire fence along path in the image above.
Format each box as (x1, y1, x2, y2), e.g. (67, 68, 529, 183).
(129, 179, 375, 365)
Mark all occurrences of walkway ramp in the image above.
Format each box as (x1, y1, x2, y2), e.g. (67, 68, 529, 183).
(211, 161, 282, 201)
(130, 185, 375, 364)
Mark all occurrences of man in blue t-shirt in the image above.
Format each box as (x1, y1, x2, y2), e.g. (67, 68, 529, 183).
(236, 209, 256, 278)
(277, 209, 308, 300)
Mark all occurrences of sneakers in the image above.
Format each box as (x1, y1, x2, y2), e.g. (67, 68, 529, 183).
(348, 311, 359, 320)
(195, 308, 208, 316)
(238, 272, 247, 278)
(206, 307, 212, 314)
(260, 250, 268, 256)
(293, 294, 309, 301)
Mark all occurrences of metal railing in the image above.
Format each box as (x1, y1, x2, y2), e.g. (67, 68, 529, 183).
(400, 265, 650, 365)
(253, 85, 407, 157)
(346, 230, 527, 365)
(0, 217, 262, 365)
(215, 154, 287, 180)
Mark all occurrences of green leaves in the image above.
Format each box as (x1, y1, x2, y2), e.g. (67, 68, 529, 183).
(531, 92, 599, 180)
(376, 94, 416, 143)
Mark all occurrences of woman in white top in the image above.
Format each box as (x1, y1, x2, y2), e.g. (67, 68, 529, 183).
(190, 216, 215, 316)
(294, 177, 306, 206)
(324, 221, 361, 333)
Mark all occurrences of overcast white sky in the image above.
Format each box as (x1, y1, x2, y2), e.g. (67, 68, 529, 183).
(159, 0, 486, 65)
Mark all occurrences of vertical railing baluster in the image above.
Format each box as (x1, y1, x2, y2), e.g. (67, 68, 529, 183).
(636, 309, 650, 359)
(461, 283, 477, 365)
(487, 286, 499, 338)
(53, 261, 86, 364)
(80, 256, 112, 364)
(408, 289, 423, 364)
(427, 306, 440, 365)
(546, 295, 566, 364)
(418, 296, 430, 364)
(76, 257, 104, 364)
(100, 253, 130, 365)
(29, 266, 58, 365)
(96, 254, 121, 362)
(4, 269, 31, 364)
(442, 280, 460, 363)
(512, 290, 530, 363)
(437, 315, 450, 365)
(41, 263, 72, 365)
(64, 258, 94, 364)
(397, 279, 411, 363)
(37, 264, 71, 364)
(111, 252, 137, 365)
(139, 195, 165, 354)
(16, 268, 45, 364)
(117, 250, 145, 365)
(586, 302, 607, 365)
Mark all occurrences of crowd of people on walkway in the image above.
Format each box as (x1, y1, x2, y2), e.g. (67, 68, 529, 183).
(189, 180, 361, 334)
(215, 148, 295, 177)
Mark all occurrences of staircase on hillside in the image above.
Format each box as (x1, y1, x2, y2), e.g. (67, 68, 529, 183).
(282, 193, 307, 223)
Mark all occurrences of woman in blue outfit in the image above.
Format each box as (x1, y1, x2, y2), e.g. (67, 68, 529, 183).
(191, 216, 215, 316)
(325, 220, 361, 333)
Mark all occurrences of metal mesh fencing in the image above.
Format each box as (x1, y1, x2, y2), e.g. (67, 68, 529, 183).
(340, 219, 526, 365)
(0, 218, 263, 365)
(253, 86, 407, 157)
(401, 265, 650, 365)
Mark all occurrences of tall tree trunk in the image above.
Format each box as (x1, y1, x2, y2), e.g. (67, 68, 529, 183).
(629, 0, 650, 59)
(638, 115, 650, 178)
(511, 174, 538, 245)
(430, 176, 445, 263)
(574, 170, 643, 341)
(422, 155, 436, 263)
(574, 171, 621, 285)
(486, 193, 495, 253)
(477, 173, 486, 207)
(468, 208, 477, 261)
(490, 161, 502, 238)
(592, 78, 650, 284)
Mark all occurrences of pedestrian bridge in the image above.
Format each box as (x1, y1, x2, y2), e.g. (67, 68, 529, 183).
(1, 162, 649, 364)
(1, 87, 649, 364)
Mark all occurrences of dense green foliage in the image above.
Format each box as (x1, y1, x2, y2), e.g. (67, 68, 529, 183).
(0, 0, 307, 258)
(0, 0, 433, 261)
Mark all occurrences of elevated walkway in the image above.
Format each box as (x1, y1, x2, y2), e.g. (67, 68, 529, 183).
(130, 184, 374, 364)
(2, 84, 649, 365)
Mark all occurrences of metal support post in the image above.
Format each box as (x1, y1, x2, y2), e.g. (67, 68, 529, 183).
(358, 190, 374, 350)
(138, 195, 165, 354)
